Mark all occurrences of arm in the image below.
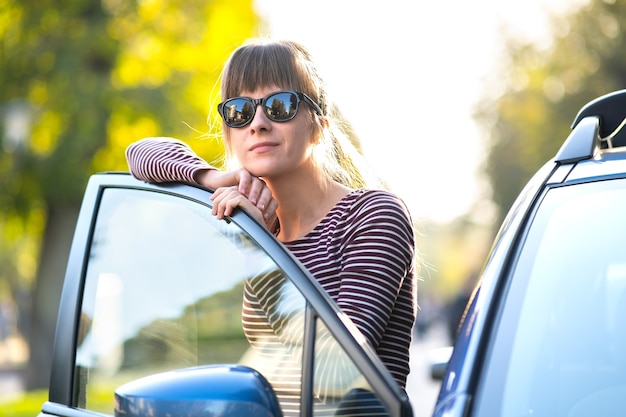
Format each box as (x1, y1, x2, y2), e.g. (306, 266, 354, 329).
(337, 192, 416, 350)
(125, 137, 213, 184)
(126, 137, 278, 222)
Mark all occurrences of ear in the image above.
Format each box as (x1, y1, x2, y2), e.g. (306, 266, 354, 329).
(310, 122, 325, 145)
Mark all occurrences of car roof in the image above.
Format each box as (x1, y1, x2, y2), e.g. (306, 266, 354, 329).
(564, 148, 626, 184)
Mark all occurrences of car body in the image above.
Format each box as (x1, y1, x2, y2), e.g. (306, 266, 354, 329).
(432, 89, 626, 417)
(38, 173, 413, 417)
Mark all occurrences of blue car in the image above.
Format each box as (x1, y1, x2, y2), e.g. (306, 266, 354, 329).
(40, 174, 413, 416)
(432, 89, 626, 417)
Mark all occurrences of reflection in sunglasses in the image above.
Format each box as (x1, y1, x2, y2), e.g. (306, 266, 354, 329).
(218, 90, 322, 128)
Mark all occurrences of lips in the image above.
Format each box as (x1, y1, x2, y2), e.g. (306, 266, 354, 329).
(249, 142, 278, 152)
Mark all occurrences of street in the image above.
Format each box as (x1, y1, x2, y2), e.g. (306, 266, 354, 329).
(406, 321, 448, 417)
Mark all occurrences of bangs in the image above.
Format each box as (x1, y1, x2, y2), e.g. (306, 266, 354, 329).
(221, 41, 316, 102)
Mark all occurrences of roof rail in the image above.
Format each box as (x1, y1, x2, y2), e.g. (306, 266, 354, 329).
(571, 89, 626, 148)
(555, 90, 626, 163)
(554, 116, 600, 163)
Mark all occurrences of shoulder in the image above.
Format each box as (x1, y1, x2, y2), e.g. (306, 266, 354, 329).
(335, 189, 414, 235)
(341, 189, 412, 219)
(333, 189, 415, 261)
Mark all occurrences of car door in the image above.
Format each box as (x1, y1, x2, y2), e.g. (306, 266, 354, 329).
(39, 173, 412, 417)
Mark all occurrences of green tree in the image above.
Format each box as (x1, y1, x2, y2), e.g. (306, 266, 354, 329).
(476, 0, 626, 226)
(0, 0, 259, 389)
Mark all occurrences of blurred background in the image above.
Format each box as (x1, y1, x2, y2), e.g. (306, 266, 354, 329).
(1, 0, 625, 415)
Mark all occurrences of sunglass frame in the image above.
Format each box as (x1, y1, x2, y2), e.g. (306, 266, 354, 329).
(217, 90, 323, 128)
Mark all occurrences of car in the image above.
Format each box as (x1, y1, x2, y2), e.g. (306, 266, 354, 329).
(39, 173, 413, 417)
(431, 89, 626, 417)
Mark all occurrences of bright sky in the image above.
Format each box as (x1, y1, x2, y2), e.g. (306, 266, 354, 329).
(254, 0, 587, 223)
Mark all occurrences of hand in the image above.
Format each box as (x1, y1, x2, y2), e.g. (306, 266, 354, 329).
(197, 168, 278, 224)
(210, 186, 278, 232)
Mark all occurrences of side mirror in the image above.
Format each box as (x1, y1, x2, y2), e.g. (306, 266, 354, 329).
(429, 346, 453, 381)
(114, 364, 282, 417)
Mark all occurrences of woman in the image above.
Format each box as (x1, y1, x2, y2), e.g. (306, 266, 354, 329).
(126, 38, 418, 408)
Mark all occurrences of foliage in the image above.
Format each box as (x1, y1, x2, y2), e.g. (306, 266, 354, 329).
(417, 217, 491, 301)
(476, 0, 626, 225)
(0, 0, 261, 388)
(121, 282, 248, 368)
(0, 387, 114, 417)
(0, 0, 259, 284)
(0, 390, 48, 417)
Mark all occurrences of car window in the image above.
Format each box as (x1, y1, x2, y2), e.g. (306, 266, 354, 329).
(475, 178, 626, 417)
(312, 319, 388, 416)
(73, 187, 387, 416)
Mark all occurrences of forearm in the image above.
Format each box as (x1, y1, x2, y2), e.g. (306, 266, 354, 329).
(126, 137, 278, 226)
(125, 137, 215, 184)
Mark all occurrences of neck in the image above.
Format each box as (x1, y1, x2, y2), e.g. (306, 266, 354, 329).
(267, 172, 351, 242)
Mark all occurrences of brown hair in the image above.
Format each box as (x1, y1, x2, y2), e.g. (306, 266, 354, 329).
(219, 38, 382, 190)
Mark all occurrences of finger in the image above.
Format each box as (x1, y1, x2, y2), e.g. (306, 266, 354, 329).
(215, 193, 242, 219)
(264, 212, 279, 233)
(211, 187, 265, 224)
(247, 177, 270, 207)
(211, 187, 238, 219)
(235, 170, 255, 201)
(262, 195, 279, 222)
(224, 195, 265, 224)
(254, 184, 273, 211)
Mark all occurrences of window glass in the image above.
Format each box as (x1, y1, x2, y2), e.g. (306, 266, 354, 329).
(312, 319, 388, 417)
(73, 187, 390, 417)
(75, 188, 291, 412)
(476, 179, 626, 417)
(239, 273, 307, 415)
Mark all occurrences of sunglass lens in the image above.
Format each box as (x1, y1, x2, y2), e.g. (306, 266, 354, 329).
(265, 92, 298, 121)
(222, 98, 255, 127)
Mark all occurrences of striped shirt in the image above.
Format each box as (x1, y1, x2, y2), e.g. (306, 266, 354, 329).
(282, 188, 417, 387)
(126, 137, 417, 395)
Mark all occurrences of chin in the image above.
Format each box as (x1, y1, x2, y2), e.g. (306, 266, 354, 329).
(245, 162, 278, 179)
(246, 167, 272, 179)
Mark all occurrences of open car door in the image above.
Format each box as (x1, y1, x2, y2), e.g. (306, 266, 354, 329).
(39, 173, 413, 417)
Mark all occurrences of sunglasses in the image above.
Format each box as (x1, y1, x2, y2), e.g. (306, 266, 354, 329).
(217, 90, 323, 128)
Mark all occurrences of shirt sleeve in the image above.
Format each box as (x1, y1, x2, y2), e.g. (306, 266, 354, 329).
(125, 137, 215, 184)
(337, 191, 416, 349)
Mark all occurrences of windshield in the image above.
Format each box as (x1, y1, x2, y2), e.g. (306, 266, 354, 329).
(475, 178, 626, 417)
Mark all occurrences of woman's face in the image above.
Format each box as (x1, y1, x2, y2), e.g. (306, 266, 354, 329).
(226, 86, 319, 179)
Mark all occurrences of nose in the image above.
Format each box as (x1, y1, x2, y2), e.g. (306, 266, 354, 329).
(249, 103, 271, 131)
